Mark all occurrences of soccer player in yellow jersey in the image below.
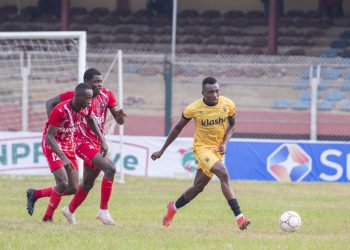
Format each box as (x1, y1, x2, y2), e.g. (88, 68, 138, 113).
(151, 77, 251, 230)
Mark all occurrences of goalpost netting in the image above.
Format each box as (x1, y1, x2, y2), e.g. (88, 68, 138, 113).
(0, 31, 86, 132)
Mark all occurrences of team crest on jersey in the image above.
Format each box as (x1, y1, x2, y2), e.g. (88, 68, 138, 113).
(100, 102, 106, 109)
(222, 106, 227, 112)
(205, 157, 210, 162)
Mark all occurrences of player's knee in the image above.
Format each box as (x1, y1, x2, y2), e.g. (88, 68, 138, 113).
(56, 179, 69, 192)
(104, 162, 116, 178)
(218, 171, 230, 183)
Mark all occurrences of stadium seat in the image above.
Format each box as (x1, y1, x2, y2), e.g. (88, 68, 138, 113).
(319, 80, 331, 90)
(320, 49, 338, 58)
(300, 70, 310, 79)
(89, 7, 109, 17)
(197, 48, 219, 54)
(223, 10, 244, 19)
(318, 100, 334, 111)
(200, 10, 221, 19)
(321, 69, 342, 80)
(69, 7, 87, 16)
(245, 11, 264, 19)
(221, 48, 240, 54)
(299, 90, 321, 100)
(330, 39, 348, 49)
(305, 10, 322, 19)
(340, 30, 350, 39)
(0, 5, 17, 15)
(286, 10, 305, 18)
(138, 66, 161, 76)
(340, 81, 350, 91)
(243, 48, 264, 55)
(343, 72, 350, 80)
(291, 100, 310, 110)
(180, 35, 203, 44)
(284, 49, 306, 56)
(292, 79, 309, 89)
(271, 99, 290, 109)
(135, 35, 156, 44)
(324, 90, 346, 101)
(125, 65, 141, 74)
(111, 9, 132, 17)
(178, 10, 199, 18)
(340, 50, 350, 58)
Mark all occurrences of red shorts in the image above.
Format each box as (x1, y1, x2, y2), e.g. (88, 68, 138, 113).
(43, 146, 78, 172)
(75, 142, 100, 171)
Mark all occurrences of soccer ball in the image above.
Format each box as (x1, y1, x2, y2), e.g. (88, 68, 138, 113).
(279, 211, 301, 232)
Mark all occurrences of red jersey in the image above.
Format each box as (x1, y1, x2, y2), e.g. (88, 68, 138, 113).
(60, 87, 118, 145)
(43, 99, 92, 158)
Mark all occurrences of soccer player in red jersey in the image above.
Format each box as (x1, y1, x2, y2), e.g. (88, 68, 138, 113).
(30, 83, 107, 222)
(27, 68, 126, 225)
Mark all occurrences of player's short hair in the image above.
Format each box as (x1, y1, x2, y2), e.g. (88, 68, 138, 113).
(84, 68, 101, 81)
(75, 82, 92, 95)
(202, 77, 217, 88)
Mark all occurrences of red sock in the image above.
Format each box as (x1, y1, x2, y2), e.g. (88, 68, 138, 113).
(100, 177, 114, 210)
(68, 186, 89, 213)
(43, 188, 62, 220)
(34, 187, 53, 200)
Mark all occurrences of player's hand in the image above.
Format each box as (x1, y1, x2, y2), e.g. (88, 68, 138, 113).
(100, 141, 109, 157)
(62, 157, 75, 171)
(151, 151, 163, 161)
(217, 144, 226, 155)
(115, 109, 127, 125)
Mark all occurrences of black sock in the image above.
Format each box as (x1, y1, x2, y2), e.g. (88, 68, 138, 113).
(228, 199, 241, 217)
(175, 194, 189, 209)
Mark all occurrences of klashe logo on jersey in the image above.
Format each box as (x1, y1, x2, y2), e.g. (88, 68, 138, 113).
(201, 117, 227, 126)
(58, 127, 76, 133)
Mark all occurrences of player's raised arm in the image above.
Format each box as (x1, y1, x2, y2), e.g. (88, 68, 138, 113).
(151, 115, 190, 160)
(45, 95, 61, 118)
(109, 106, 127, 125)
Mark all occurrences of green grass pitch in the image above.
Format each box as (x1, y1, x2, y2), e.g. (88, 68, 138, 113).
(0, 175, 349, 249)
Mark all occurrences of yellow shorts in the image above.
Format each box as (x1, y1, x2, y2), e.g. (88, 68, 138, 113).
(194, 148, 223, 178)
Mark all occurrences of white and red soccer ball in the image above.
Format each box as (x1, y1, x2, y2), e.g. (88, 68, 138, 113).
(279, 211, 302, 232)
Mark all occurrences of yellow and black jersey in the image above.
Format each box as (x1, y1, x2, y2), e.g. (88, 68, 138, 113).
(183, 96, 235, 152)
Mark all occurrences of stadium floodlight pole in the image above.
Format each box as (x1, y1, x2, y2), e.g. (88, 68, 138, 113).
(171, 0, 177, 63)
(310, 64, 320, 141)
(117, 50, 125, 183)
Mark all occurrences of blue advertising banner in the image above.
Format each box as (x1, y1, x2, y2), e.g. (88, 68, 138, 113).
(225, 140, 350, 182)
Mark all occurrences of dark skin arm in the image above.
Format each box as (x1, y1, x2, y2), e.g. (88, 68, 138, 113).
(46, 125, 75, 170)
(217, 115, 235, 155)
(109, 106, 127, 125)
(46, 95, 61, 118)
(151, 115, 190, 160)
(86, 116, 109, 157)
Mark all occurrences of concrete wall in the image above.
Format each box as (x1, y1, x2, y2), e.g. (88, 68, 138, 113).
(3, 0, 350, 14)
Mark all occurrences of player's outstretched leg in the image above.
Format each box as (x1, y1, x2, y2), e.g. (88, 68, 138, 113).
(236, 214, 251, 230)
(163, 201, 177, 227)
(61, 206, 76, 224)
(26, 188, 37, 216)
(97, 209, 115, 225)
(96, 177, 115, 225)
